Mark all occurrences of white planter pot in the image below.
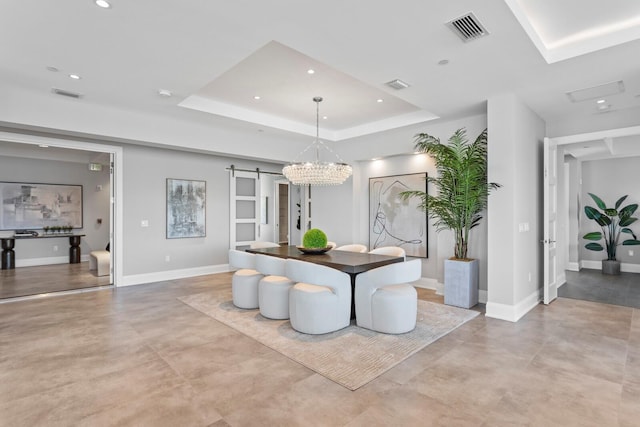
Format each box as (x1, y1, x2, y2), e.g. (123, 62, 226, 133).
(444, 258, 479, 309)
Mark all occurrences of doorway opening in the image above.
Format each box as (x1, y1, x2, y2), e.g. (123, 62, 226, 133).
(544, 126, 640, 308)
(0, 131, 123, 300)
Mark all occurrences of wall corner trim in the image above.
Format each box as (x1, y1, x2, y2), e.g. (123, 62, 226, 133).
(485, 288, 541, 322)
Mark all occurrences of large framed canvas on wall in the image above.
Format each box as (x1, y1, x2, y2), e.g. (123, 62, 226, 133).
(166, 178, 206, 239)
(0, 181, 83, 230)
(369, 173, 427, 258)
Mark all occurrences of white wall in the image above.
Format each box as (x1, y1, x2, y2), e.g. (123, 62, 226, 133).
(487, 93, 545, 322)
(121, 144, 282, 277)
(565, 157, 583, 270)
(312, 114, 489, 292)
(0, 156, 110, 264)
(580, 156, 640, 266)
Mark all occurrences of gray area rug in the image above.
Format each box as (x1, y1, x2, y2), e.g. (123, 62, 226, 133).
(179, 289, 479, 390)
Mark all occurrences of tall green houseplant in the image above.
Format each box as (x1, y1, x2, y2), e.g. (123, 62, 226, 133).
(583, 193, 640, 261)
(400, 128, 500, 260)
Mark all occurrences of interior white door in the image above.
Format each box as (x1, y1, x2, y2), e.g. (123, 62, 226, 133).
(543, 137, 558, 304)
(229, 170, 260, 249)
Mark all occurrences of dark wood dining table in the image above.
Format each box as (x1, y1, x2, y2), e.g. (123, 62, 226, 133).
(246, 245, 404, 318)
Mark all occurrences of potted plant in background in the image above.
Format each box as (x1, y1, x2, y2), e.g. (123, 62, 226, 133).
(401, 128, 500, 308)
(583, 193, 640, 275)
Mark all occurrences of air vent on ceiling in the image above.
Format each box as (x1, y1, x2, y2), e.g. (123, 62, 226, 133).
(566, 80, 624, 103)
(447, 12, 489, 42)
(51, 88, 82, 99)
(386, 79, 410, 90)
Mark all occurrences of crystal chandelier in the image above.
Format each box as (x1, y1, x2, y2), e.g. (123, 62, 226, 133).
(282, 97, 352, 186)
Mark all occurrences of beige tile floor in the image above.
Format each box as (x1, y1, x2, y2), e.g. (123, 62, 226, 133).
(0, 272, 638, 426)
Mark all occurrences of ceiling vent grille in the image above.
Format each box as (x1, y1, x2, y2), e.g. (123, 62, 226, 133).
(447, 12, 489, 42)
(386, 79, 410, 90)
(51, 88, 82, 99)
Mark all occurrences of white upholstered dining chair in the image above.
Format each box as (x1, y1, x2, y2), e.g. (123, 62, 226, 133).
(285, 259, 351, 334)
(354, 259, 421, 334)
(369, 246, 406, 260)
(334, 244, 368, 253)
(228, 249, 263, 309)
(255, 254, 294, 319)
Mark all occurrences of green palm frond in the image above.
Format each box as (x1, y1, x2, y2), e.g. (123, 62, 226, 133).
(400, 128, 500, 259)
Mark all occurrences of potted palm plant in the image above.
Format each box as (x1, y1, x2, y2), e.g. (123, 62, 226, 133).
(400, 128, 500, 308)
(583, 193, 640, 275)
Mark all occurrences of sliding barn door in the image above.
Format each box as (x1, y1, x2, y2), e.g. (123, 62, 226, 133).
(229, 170, 260, 250)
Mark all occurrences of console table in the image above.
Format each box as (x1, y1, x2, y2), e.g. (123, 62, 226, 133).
(0, 234, 86, 270)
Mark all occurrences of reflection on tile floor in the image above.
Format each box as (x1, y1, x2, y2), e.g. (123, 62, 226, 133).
(559, 268, 640, 309)
(0, 272, 638, 425)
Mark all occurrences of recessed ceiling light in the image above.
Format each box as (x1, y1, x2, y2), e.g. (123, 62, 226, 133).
(322, 116, 328, 120)
(307, 69, 315, 74)
(46, 66, 59, 72)
(377, 99, 384, 103)
(95, 0, 111, 8)
(438, 59, 450, 65)
(596, 99, 606, 104)
(69, 74, 81, 80)
(158, 89, 172, 97)
(39, 144, 49, 148)
(254, 95, 261, 100)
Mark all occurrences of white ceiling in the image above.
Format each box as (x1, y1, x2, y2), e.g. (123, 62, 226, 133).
(0, 0, 639, 156)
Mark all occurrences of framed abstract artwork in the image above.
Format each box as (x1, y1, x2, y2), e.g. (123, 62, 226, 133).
(0, 181, 83, 230)
(166, 178, 206, 239)
(369, 173, 427, 258)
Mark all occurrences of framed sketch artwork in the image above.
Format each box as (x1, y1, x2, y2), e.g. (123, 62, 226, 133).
(369, 173, 427, 258)
(0, 181, 83, 230)
(166, 178, 206, 239)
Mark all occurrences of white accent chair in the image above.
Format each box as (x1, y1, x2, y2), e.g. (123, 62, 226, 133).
(369, 246, 406, 260)
(89, 250, 110, 276)
(286, 259, 351, 334)
(355, 259, 421, 334)
(229, 249, 263, 309)
(249, 241, 280, 249)
(255, 254, 294, 319)
(334, 244, 368, 253)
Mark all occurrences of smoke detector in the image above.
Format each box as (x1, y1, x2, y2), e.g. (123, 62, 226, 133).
(447, 12, 490, 42)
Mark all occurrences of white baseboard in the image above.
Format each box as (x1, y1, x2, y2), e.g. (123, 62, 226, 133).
(413, 278, 487, 304)
(581, 260, 640, 273)
(485, 287, 541, 322)
(557, 272, 566, 286)
(413, 277, 438, 290)
(479, 290, 487, 304)
(120, 264, 230, 287)
(15, 255, 89, 268)
(567, 262, 579, 272)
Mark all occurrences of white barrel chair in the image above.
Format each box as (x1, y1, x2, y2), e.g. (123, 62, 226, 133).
(255, 254, 294, 319)
(228, 249, 264, 309)
(334, 244, 368, 253)
(249, 241, 280, 249)
(369, 246, 406, 260)
(355, 259, 421, 334)
(285, 259, 351, 334)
